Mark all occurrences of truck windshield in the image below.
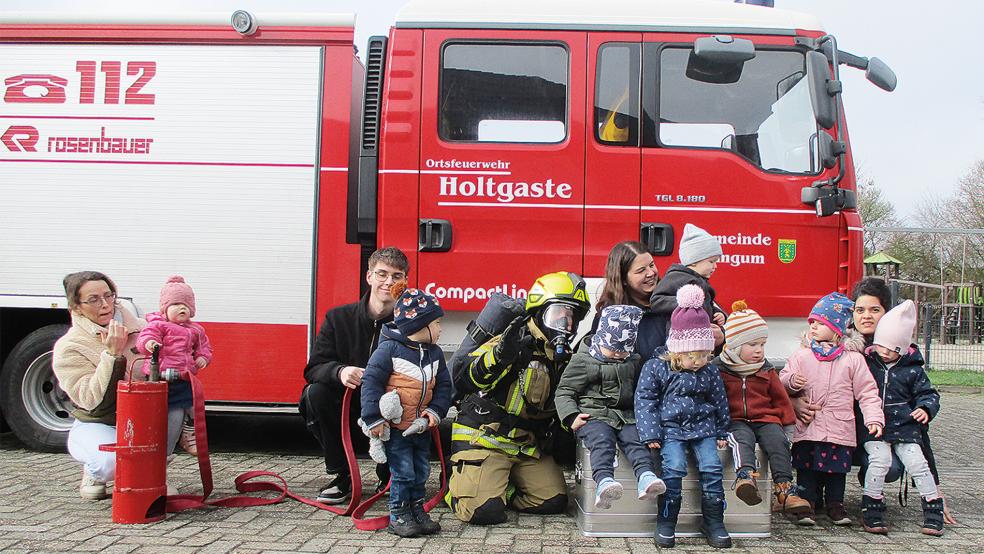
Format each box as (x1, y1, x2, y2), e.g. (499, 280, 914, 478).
(646, 46, 818, 174)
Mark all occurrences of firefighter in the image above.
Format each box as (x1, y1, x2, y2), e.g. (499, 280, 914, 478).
(447, 271, 590, 525)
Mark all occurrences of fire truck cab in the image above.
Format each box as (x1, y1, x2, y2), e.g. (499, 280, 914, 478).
(0, 0, 895, 450)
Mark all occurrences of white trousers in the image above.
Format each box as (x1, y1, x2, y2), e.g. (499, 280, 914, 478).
(863, 440, 939, 500)
(67, 406, 185, 482)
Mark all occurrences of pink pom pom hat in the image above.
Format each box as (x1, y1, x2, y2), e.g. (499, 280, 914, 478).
(666, 284, 714, 353)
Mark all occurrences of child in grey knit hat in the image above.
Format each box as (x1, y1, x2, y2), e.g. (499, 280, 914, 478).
(649, 223, 726, 347)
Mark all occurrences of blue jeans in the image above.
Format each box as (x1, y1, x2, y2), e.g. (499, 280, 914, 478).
(661, 436, 724, 497)
(384, 429, 431, 510)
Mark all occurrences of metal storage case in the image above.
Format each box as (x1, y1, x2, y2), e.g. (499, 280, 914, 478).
(573, 439, 772, 537)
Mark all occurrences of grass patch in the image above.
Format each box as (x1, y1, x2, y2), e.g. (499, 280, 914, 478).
(926, 369, 984, 387)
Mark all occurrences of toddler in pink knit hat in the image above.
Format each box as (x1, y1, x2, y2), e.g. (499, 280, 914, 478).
(136, 276, 212, 457)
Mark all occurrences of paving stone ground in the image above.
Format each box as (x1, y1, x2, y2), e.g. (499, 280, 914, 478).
(2, 392, 983, 553)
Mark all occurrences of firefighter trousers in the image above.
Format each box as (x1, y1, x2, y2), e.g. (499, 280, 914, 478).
(447, 448, 567, 524)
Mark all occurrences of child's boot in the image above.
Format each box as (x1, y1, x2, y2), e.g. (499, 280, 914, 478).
(700, 494, 733, 549)
(825, 502, 852, 525)
(734, 469, 761, 505)
(411, 499, 441, 535)
(860, 495, 888, 534)
(637, 471, 666, 501)
(921, 497, 945, 536)
(595, 477, 623, 509)
(655, 494, 682, 548)
(773, 481, 811, 517)
(179, 418, 198, 456)
(387, 501, 423, 537)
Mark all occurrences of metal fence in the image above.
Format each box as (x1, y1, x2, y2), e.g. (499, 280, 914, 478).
(912, 299, 984, 371)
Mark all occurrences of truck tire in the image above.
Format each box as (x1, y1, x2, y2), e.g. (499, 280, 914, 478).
(1, 324, 72, 451)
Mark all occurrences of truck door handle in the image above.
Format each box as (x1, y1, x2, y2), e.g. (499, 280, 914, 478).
(640, 223, 674, 256)
(419, 219, 453, 252)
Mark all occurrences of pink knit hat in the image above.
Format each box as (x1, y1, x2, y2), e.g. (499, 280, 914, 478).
(160, 275, 196, 317)
(873, 300, 916, 354)
(666, 284, 714, 353)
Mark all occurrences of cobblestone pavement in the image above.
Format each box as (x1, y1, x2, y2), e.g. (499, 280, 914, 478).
(2, 392, 983, 553)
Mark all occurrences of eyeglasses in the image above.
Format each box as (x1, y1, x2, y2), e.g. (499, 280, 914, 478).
(79, 292, 117, 306)
(372, 269, 406, 283)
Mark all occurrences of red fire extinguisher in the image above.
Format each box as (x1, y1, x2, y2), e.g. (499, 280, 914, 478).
(99, 345, 168, 524)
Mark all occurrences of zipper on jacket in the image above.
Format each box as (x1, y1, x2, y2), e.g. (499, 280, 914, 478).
(881, 359, 890, 411)
(741, 376, 748, 420)
(370, 320, 380, 357)
(416, 344, 428, 418)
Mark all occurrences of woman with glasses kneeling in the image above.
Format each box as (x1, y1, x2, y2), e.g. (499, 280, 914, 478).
(53, 271, 146, 500)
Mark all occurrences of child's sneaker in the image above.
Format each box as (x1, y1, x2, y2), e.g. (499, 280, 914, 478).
(637, 471, 666, 501)
(387, 501, 423, 537)
(792, 502, 816, 526)
(179, 420, 198, 456)
(79, 470, 109, 501)
(921, 497, 945, 536)
(594, 477, 623, 509)
(825, 502, 852, 525)
(411, 499, 441, 535)
(734, 469, 762, 506)
(773, 481, 811, 516)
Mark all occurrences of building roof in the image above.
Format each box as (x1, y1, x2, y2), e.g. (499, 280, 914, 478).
(396, 0, 823, 35)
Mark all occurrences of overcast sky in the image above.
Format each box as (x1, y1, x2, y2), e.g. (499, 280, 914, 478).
(5, 0, 982, 218)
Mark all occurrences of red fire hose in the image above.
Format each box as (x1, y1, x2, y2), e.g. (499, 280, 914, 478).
(164, 371, 447, 530)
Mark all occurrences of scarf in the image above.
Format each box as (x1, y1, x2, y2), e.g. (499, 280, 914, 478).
(810, 339, 844, 361)
(718, 347, 764, 376)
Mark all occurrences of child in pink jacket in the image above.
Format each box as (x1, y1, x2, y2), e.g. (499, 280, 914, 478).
(136, 276, 212, 456)
(780, 292, 884, 527)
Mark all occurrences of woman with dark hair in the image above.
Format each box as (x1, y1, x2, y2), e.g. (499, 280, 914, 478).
(53, 271, 145, 500)
(590, 241, 662, 357)
(793, 277, 955, 524)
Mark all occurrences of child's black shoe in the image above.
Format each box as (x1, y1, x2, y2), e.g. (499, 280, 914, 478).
(700, 494, 732, 549)
(860, 495, 888, 534)
(655, 494, 681, 548)
(411, 499, 441, 535)
(921, 497, 945, 536)
(387, 501, 423, 537)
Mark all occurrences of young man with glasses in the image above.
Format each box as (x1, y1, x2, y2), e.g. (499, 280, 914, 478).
(299, 247, 409, 504)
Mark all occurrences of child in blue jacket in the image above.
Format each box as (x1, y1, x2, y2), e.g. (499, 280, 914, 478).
(362, 284, 452, 538)
(635, 284, 731, 549)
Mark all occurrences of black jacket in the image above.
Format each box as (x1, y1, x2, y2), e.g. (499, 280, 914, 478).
(649, 264, 725, 320)
(859, 346, 940, 445)
(303, 294, 393, 388)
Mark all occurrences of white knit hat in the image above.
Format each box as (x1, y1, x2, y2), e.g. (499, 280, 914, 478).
(679, 223, 723, 266)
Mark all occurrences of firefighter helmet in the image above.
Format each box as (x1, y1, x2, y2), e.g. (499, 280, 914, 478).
(524, 272, 590, 362)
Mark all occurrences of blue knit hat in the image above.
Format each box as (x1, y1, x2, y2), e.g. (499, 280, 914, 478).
(590, 305, 643, 360)
(393, 287, 444, 336)
(809, 292, 854, 337)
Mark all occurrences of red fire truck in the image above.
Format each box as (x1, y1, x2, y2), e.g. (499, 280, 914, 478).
(0, 0, 896, 450)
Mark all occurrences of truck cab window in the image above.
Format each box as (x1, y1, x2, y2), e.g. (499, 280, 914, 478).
(440, 43, 568, 143)
(595, 43, 640, 146)
(645, 46, 819, 174)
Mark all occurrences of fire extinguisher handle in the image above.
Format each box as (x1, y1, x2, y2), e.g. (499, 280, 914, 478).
(149, 344, 161, 382)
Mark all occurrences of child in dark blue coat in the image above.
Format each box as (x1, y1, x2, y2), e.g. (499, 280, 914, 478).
(635, 285, 731, 549)
(859, 300, 943, 537)
(362, 284, 452, 538)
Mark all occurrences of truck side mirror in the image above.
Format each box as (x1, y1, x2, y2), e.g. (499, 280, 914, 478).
(687, 35, 755, 84)
(865, 57, 897, 92)
(806, 50, 837, 129)
(817, 132, 845, 169)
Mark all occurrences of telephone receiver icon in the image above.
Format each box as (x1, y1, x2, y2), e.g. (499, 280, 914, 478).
(4, 74, 68, 103)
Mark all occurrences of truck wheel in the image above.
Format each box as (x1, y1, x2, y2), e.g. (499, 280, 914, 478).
(1, 324, 72, 451)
